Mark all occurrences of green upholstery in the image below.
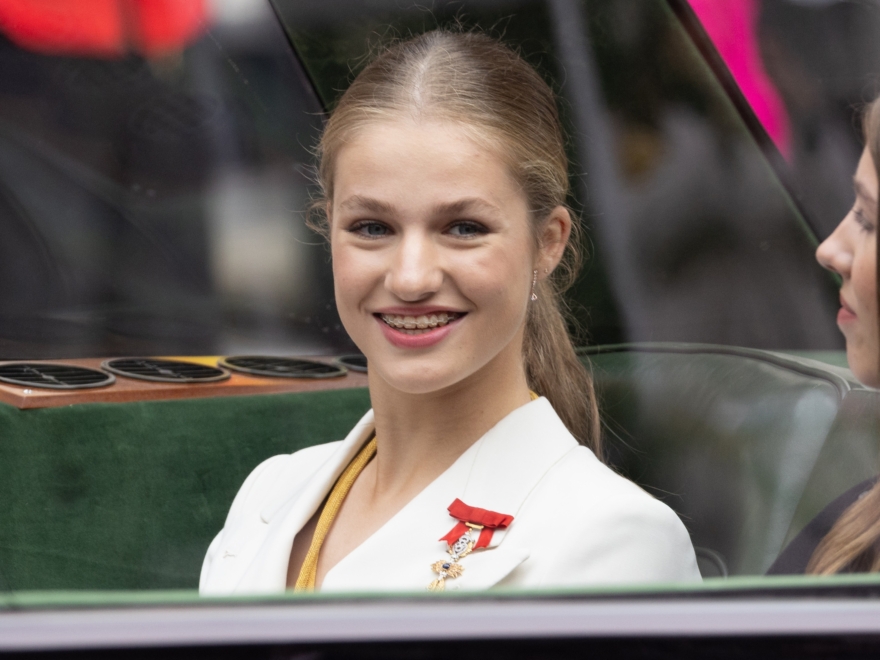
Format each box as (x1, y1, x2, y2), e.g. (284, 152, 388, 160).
(585, 344, 879, 576)
(2, 343, 877, 591)
(0, 388, 371, 591)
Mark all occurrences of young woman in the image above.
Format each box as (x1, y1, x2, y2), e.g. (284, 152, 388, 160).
(200, 30, 700, 594)
(768, 98, 880, 575)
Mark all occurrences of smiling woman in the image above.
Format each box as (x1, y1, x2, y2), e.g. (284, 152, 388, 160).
(199, 29, 701, 595)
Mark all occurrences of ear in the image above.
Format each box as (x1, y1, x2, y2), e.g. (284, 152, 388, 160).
(535, 206, 572, 277)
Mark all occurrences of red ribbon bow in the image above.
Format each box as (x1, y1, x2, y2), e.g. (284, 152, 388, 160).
(439, 498, 514, 550)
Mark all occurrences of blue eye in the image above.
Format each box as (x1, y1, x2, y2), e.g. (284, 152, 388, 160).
(448, 221, 486, 237)
(351, 221, 390, 237)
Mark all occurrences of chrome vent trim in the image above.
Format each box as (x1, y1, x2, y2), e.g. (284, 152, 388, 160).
(220, 356, 347, 379)
(102, 358, 229, 383)
(336, 354, 367, 373)
(0, 363, 115, 390)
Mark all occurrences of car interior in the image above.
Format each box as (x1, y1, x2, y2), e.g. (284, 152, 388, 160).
(0, 0, 877, 601)
(3, 344, 878, 591)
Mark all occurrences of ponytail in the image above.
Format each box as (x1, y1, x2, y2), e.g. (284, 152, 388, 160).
(524, 278, 601, 455)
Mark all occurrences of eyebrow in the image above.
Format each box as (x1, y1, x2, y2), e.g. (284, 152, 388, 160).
(337, 195, 395, 214)
(433, 198, 502, 217)
(337, 195, 502, 217)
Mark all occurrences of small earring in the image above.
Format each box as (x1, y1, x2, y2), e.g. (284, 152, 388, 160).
(530, 269, 538, 301)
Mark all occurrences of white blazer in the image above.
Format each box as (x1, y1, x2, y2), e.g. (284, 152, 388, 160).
(200, 397, 701, 594)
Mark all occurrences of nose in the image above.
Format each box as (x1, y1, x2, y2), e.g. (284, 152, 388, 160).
(815, 217, 852, 280)
(385, 230, 443, 301)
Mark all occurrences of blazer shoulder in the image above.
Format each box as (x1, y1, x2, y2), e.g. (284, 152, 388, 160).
(555, 445, 659, 501)
(550, 446, 688, 529)
(517, 447, 700, 584)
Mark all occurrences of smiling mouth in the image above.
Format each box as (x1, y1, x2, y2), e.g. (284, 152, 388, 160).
(378, 312, 463, 335)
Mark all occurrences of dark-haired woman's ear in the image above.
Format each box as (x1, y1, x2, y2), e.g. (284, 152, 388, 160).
(536, 206, 572, 277)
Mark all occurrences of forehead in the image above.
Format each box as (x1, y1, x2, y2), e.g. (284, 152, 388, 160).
(855, 147, 879, 204)
(332, 119, 524, 208)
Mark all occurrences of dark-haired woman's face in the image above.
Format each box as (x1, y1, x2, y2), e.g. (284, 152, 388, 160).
(327, 119, 565, 396)
(816, 148, 879, 387)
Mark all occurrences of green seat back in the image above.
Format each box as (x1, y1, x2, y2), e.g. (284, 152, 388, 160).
(0, 388, 370, 591)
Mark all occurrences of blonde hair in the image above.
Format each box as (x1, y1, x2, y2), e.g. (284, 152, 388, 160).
(310, 30, 601, 453)
(807, 98, 880, 574)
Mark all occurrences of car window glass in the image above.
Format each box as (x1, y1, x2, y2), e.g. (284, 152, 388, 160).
(4, 0, 880, 617)
(277, 0, 841, 350)
(0, 0, 352, 359)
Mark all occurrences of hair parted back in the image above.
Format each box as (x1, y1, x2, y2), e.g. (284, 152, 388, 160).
(311, 29, 601, 454)
(807, 97, 880, 575)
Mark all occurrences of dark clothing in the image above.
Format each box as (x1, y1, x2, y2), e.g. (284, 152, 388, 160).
(767, 476, 878, 575)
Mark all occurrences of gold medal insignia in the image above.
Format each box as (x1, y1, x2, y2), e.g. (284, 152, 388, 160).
(427, 499, 514, 591)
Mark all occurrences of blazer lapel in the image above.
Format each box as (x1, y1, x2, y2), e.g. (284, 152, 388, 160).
(459, 397, 579, 549)
(321, 397, 578, 592)
(230, 409, 376, 594)
(445, 396, 580, 589)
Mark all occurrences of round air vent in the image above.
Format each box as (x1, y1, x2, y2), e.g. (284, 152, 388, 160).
(336, 354, 367, 373)
(220, 356, 347, 379)
(103, 358, 229, 383)
(0, 363, 115, 390)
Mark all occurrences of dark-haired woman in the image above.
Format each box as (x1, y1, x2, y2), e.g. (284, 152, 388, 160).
(768, 98, 880, 575)
(199, 30, 700, 594)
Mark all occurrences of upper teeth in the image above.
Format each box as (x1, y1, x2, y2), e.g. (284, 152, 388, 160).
(381, 313, 459, 329)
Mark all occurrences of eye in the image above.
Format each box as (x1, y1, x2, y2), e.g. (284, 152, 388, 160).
(447, 221, 488, 238)
(853, 208, 876, 234)
(349, 221, 391, 238)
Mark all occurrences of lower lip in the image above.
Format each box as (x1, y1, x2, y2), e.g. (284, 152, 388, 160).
(838, 307, 857, 324)
(376, 315, 463, 349)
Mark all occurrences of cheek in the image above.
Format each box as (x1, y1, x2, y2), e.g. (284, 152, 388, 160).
(853, 242, 878, 314)
(459, 247, 531, 316)
(849, 241, 880, 383)
(330, 244, 367, 314)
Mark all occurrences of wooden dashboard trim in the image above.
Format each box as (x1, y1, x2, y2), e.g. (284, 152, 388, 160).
(0, 357, 368, 409)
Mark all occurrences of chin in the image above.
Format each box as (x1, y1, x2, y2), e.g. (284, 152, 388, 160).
(373, 361, 476, 396)
(854, 367, 880, 389)
(380, 377, 457, 396)
(847, 346, 880, 388)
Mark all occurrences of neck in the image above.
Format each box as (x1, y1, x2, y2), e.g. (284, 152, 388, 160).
(366, 344, 532, 499)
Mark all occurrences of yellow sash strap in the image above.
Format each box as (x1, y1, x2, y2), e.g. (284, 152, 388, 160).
(294, 436, 377, 591)
(295, 392, 537, 591)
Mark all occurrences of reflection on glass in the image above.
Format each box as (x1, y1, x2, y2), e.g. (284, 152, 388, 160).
(1, 0, 878, 617)
(0, 0, 350, 359)
(280, 0, 841, 350)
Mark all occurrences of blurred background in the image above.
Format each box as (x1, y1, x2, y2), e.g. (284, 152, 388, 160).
(0, 0, 872, 359)
(0, 0, 342, 358)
